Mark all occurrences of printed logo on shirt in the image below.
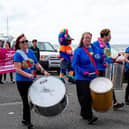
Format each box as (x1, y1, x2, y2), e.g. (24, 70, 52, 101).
(94, 54, 101, 59)
(22, 58, 34, 68)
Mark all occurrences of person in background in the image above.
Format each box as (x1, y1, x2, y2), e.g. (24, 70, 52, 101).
(30, 39, 40, 61)
(93, 28, 124, 110)
(4, 41, 14, 83)
(14, 34, 49, 129)
(72, 32, 100, 124)
(124, 47, 129, 105)
(0, 40, 4, 84)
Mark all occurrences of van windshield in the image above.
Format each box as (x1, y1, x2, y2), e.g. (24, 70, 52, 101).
(12, 41, 57, 52)
(37, 42, 56, 52)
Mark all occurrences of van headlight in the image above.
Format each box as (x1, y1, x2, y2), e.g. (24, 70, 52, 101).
(40, 55, 49, 61)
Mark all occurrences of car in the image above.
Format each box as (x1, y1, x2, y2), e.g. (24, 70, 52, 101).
(11, 40, 61, 73)
(37, 42, 60, 73)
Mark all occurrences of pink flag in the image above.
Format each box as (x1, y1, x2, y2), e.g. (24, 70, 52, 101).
(0, 48, 16, 74)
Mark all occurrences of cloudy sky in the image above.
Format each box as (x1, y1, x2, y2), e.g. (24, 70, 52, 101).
(0, 0, 129, 45)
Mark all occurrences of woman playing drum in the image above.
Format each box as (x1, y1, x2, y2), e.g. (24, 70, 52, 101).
(72, 32, 103, 124)
(14, 34, 49, 129)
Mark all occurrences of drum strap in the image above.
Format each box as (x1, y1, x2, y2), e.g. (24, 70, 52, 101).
(82, 47, 99, 75)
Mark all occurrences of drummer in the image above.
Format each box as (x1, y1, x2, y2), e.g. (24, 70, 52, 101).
(14, 34, 49, 129)
(124, 47, 129, 105)
(72, 32, 102, 124)
(93, 28, 124, 110)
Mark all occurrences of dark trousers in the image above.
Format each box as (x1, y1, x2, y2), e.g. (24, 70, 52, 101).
(0, 74, 2, 82)
(76, 80, 93, 119)
(4, 73, 13, 81)
(125, 70, 129, 102)
(99, 71, 117, 104)
(17, 81, 32, 123)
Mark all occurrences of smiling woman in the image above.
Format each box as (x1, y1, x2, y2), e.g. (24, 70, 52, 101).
(13, 34, 49, 129)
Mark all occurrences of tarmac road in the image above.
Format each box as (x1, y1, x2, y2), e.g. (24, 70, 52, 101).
(0, 74, 129, 129)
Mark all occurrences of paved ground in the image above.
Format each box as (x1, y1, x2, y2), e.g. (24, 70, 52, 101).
(0, 73, 129, 129)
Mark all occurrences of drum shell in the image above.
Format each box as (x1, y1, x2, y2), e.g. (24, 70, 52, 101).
(112, 63, 125, 90)
(90, 89, 113, 112)
(105, 64, 113, 80)
(29, 95, 68, 117)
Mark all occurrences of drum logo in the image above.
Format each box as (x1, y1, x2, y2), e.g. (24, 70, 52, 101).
(40, 79, 48, 84)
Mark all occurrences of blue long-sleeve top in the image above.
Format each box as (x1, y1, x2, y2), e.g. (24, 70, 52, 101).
(72, 45, 102, 80)
(93, 40, 112, 71)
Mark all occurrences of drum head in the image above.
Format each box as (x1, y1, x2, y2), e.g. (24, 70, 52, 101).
(90, 77, 113, 93)
(29, 76, 66, 107)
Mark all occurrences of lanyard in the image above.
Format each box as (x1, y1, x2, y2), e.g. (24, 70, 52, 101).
(82, 46, 99, 75)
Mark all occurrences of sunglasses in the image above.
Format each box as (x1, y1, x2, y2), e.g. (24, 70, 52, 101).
(20, 40, 28, 44)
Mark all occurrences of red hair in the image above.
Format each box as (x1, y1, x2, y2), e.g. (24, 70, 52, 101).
(15, 34, 25, 50)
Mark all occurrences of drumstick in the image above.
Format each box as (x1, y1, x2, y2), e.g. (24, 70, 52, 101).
(89, 72, 96, 76)
(84, 72, 96, 76)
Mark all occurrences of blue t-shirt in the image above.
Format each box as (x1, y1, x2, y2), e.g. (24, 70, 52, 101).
(14, 49, 38, 81)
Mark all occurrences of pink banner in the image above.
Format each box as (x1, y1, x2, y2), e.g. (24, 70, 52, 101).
(0, 48, 16, 74)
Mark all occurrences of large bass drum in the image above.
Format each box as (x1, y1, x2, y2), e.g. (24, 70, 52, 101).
(28, 76, 68, 117)
(90, 77, 113, 112)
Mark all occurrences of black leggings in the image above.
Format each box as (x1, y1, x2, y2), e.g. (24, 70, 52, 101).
(76, 80, 93, 119)
(16, 81, 33, 123)
(125, 70, 129, 102)
(99, 71, 117, 104)
(0, 74, 2, 82)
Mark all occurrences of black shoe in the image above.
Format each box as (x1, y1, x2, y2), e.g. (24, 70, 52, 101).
(22, 120, 29, 126)
(0, 81, 4, 84)
(60, 78, 65, 84)
(81, 115, 88, 120)
(22, 120, 33, 128)
(88, 116, 98, 124)
(27, 123, 34, 129)
(113, 103, 124, 110)
(11, 81, 15, 84)
(68, 78, 76, 84)
(125, 101, 129, 105)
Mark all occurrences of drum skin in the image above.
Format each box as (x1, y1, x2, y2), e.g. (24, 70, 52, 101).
(90, 89, 112, 112)
(90, 77, 113, 112)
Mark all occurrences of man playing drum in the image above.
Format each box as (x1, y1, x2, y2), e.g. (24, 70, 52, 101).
(93, 28, 124, 110)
